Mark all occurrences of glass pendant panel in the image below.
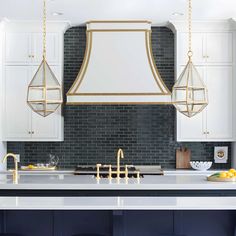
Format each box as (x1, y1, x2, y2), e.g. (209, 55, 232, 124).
(27, 59, 62, 117)
(172, 60, 208, 118)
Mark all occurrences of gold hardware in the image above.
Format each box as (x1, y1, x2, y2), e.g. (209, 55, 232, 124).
(95, 149, 139, 180)
(2, 153, 19, 184)
(135, 171, 140, 180)
(103, 164, 112, 180)
(125, 165, 129, 180)
(96, 164, 102, 180)
(116, 148, 124, 180)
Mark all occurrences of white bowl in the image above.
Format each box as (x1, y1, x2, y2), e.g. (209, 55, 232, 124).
(190, 161, 212, 171)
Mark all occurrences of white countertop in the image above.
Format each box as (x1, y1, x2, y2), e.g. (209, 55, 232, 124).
(0, 170, 235, 210)
(0, 170, 234, 190)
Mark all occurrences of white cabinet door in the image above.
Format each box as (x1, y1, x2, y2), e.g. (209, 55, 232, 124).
(32, 33, 59, 64)
(30, 66, 61, 140)
(177, 112, 206, 141)
(206, 66, 233, 140)
(179, 32, 205, 65)
(177, 66, 207, 141)
(5, 33, 31, 64)
(206, 33, 233, 64)
(4, 66, 32, 139)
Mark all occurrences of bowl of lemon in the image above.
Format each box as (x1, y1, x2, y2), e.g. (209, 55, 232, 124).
(207, 169, 236, 182)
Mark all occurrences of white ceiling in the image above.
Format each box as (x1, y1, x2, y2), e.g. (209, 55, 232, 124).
(1, 0, 236, 26)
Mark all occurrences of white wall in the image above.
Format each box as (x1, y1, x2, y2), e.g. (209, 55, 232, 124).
(0, 21, 6, 170)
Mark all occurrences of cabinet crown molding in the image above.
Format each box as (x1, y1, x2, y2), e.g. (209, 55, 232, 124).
(169, 19, 233, 33)
(4, 21, 71, 33)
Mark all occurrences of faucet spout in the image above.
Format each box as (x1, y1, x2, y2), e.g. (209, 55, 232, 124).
(3, 153, 18, 184)
(116, 148, 124, 179)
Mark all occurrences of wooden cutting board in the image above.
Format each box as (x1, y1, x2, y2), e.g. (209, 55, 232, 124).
(176, 148, 191, 169)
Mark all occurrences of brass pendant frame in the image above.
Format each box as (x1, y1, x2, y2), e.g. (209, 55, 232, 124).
(27, 58, 63, 117)
(172, 58, 208, 118)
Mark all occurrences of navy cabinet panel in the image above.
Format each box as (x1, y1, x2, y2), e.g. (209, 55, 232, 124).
(180, 211, 235, 236)
(4, 210, 53, 236)
(124, 211, 174, 236)
(0, 210, 235, 236)
(54, 211, 112, 236)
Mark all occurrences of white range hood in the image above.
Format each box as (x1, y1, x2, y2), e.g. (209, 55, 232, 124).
(67, 21, 171, 104)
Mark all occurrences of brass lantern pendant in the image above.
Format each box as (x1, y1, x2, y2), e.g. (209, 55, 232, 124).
(27, 59, 62, 117)
(172, 57, 208, 117)
(172, 0, 208, 118)
(27, 0, 62, 117)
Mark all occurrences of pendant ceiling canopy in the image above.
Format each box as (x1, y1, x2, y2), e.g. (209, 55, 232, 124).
(67, 21, 171, 104)
(172, 0, 208, 117)
(27, 0, 62, 117)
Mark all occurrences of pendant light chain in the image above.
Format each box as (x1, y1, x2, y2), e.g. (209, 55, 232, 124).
(171, 0, 208, 118)
(43, 0, 47, 60)
(27, 0, 63, 117)
(188, 0, 193, 59)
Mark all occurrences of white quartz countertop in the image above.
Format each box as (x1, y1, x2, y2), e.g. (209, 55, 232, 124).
(0, 170, 235, 210)
(0, 171, 234, 190)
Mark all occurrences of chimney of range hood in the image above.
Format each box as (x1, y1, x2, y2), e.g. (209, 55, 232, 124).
(66, 20, 171, 104)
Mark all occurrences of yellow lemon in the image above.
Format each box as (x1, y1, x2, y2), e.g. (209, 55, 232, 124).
(28, 164, 34, 169)
(229, 169, 236, 173)
(227, 172, 234, 178)
(220, 172, 227, 178)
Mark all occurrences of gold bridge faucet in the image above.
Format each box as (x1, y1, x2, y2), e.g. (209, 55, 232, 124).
(96, 148, 140, 181)
(3, 153, 19, 184)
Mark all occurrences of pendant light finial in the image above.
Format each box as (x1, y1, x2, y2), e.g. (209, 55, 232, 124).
(27, 0, 63, 117)
(172, 0, 208, 118)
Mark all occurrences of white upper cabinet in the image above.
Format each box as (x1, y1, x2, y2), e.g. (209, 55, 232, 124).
(32, 33, 59, 64)
(179, 32, 233, 65)
(179, 33, 205, 65)
(3, 65, 63, 141)
(206, 33, 233, 64)
(5, 32, 60, 65)
(5, 33, 31, 64)
(4, 66, 32, 139)
(206, 66, 233, 140)
(2, 22, 68, 141)
(174, 21, 235, 141)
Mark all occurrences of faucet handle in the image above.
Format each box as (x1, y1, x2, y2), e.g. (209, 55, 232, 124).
(134, 170, 140, 180)
(96, 164, 102, 180)
(125, 165, 130, 179)
(103, 164, 112, 180)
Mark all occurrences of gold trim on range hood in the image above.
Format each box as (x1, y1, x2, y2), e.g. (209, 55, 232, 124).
(66, 21, 171, 104)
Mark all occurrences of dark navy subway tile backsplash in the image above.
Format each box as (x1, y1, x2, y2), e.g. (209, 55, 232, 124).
(7, 27, 231, 169)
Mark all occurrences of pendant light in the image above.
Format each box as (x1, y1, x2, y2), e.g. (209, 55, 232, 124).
(172, 0, 208, 118)
(27, 0, 62, 117)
